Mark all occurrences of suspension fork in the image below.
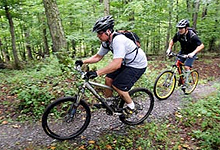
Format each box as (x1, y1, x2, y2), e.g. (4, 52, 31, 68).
(67, 84, 86, 119)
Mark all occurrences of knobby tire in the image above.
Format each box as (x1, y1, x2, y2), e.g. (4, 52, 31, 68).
(154, 70, 176, 100)
(184, 70, 199, 94)
(42, 97, 91, 140)
(119, 88, 154, 125)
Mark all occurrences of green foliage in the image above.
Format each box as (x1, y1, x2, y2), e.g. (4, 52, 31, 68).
(75, 85, 220, 150)
(0, 56, 71, 120)
(1, 0, 220, 64)
(181, 92, 220, 149)
(17, 84, 54, 118)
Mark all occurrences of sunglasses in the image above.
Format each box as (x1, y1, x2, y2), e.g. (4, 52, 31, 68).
(97, 31, 105, 35)
(178, 27, 184, 29)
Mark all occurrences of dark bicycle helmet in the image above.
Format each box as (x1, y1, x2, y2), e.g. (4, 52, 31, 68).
(176, 19, 190, 28)
(92, 15, 114, 32)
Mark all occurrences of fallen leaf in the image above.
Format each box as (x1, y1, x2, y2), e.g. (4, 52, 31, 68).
(2, 120, 8, 125)
(78, 145, 85, 150)
(50, 146, 56, 150)
(182, 144, 190, 148)
(12, 124, 21, 129)
(137, 146, 142, 150)
(106, 144, 112, 150)
(88, 140, 96, 144)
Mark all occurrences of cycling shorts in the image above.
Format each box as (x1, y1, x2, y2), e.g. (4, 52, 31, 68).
(106, 65, 146, 91)
(178, 54, 197, 68)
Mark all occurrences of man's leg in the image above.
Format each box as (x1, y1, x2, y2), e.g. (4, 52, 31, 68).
(184, 57, 195, 84)
(112, 85, 135, 109)
(105, 76, 113, 97)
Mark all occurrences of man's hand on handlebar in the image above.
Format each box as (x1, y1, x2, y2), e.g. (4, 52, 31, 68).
(84, 71, 98, 79)
(75, 60, 83, 67)
(187, 52, 196, 58)
(166, 49, 172, 56)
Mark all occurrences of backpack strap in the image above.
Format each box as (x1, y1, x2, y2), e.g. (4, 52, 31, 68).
(103, 32, 139, 65)
(189, 29, 196, 39)
(124, 47, 139, 65)
(176, 29, 196, 43)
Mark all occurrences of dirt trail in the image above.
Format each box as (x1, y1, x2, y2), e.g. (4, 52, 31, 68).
(0, 78, 219, 150)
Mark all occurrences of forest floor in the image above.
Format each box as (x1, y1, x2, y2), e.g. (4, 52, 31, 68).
(0, 55, 220, 150)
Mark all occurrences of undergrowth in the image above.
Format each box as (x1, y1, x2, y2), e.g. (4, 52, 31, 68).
(1, 55, 219, 149)
(71, 86, 220, 150)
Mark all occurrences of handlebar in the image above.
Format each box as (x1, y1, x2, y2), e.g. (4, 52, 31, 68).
(75, 65, 87, 79)
(75, 65, 92, 80)
(169, 52, 188, 59)
(168, 52, 198, 60)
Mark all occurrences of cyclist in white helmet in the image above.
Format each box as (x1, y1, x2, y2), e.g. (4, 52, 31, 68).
(75, 15, 148, 117)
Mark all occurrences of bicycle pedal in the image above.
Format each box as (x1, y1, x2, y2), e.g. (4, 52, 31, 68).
(93, 103, 104, 109)
(181, 85, 186, 92)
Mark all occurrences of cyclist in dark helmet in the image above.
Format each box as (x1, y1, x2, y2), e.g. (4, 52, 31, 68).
(75, 15, 148, 118)
(166, 19, 204, 87)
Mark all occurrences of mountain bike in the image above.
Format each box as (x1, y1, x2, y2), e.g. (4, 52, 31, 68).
(42, 65, 154, 140)
(153, 52, 199, 100)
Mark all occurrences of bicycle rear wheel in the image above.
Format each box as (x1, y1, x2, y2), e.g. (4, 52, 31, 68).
(153, 70, 176, 100)
(119, 88, 154, 125)
(184, 70, 199, 94)
(42, 97, 91, 140)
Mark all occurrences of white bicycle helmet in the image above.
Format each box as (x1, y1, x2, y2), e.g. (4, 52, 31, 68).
(176, 19, 190, 28)
(92, 15, 114, 32)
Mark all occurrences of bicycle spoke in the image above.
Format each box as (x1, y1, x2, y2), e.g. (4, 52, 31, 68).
(184, 70, 199, 94)
(119, 88, 154, 125)
(42, 97, 91, 140)
(154, 71, 176, 100)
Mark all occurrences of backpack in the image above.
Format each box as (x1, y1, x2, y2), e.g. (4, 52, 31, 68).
(177, 27, 197, 43)
(114, 30, 141, 48)
(101, 30, 141, 65)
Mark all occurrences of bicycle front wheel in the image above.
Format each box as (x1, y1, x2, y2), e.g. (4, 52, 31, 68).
(42, 97, 91, 140)
(119, 88, 154, 125)
(153, 70, 176, 100)
(184, 70, 199, 94)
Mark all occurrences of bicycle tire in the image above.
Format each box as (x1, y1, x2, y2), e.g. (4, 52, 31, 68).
(119, 88, 154, 125)
(153, 70, 176, 100)
(42, 96, 91, 140)
(184, 70, 199, 94)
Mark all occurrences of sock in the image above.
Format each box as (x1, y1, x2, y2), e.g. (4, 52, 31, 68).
(186, 70, 191, 83)
(127, 101, 135, 109)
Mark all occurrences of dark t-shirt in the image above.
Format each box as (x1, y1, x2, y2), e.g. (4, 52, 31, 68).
(172, 30, 202, 54)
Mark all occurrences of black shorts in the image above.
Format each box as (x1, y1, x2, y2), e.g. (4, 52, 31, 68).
(106, 65, 146, 91)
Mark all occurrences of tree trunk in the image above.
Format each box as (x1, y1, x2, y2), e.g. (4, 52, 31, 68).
(2, 37, 10, 62)
(43, 0, 67, 53)
(104, 0, 110, 16)
(42, 28, 50, 56)
(192, 0, 200, 29)
(0, 39, 3, 62)
(202, 3, 208, 19)
(5, 4, 20, 69)
(24, 29, 34, 60)
(166, 0, 173, 51)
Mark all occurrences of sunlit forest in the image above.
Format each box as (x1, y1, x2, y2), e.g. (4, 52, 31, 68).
(0, 0, 220, 69)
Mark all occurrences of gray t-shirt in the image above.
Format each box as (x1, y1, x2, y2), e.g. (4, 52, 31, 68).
(97, 33, 147, 69)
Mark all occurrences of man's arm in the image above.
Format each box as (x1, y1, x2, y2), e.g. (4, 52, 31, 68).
(194, 43, 204, 54)
(83, 54, 103, 64)
(166, 39, 174, 55)
(187, 43, 204, 58)
(168, 39, 174, 50)
(96, 58, 122, 76)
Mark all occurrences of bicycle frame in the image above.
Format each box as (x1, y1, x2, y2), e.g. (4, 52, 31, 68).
(170, 53, 194, 85)
(153, 52, 199, 100)
(75, 68, 117, 115)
